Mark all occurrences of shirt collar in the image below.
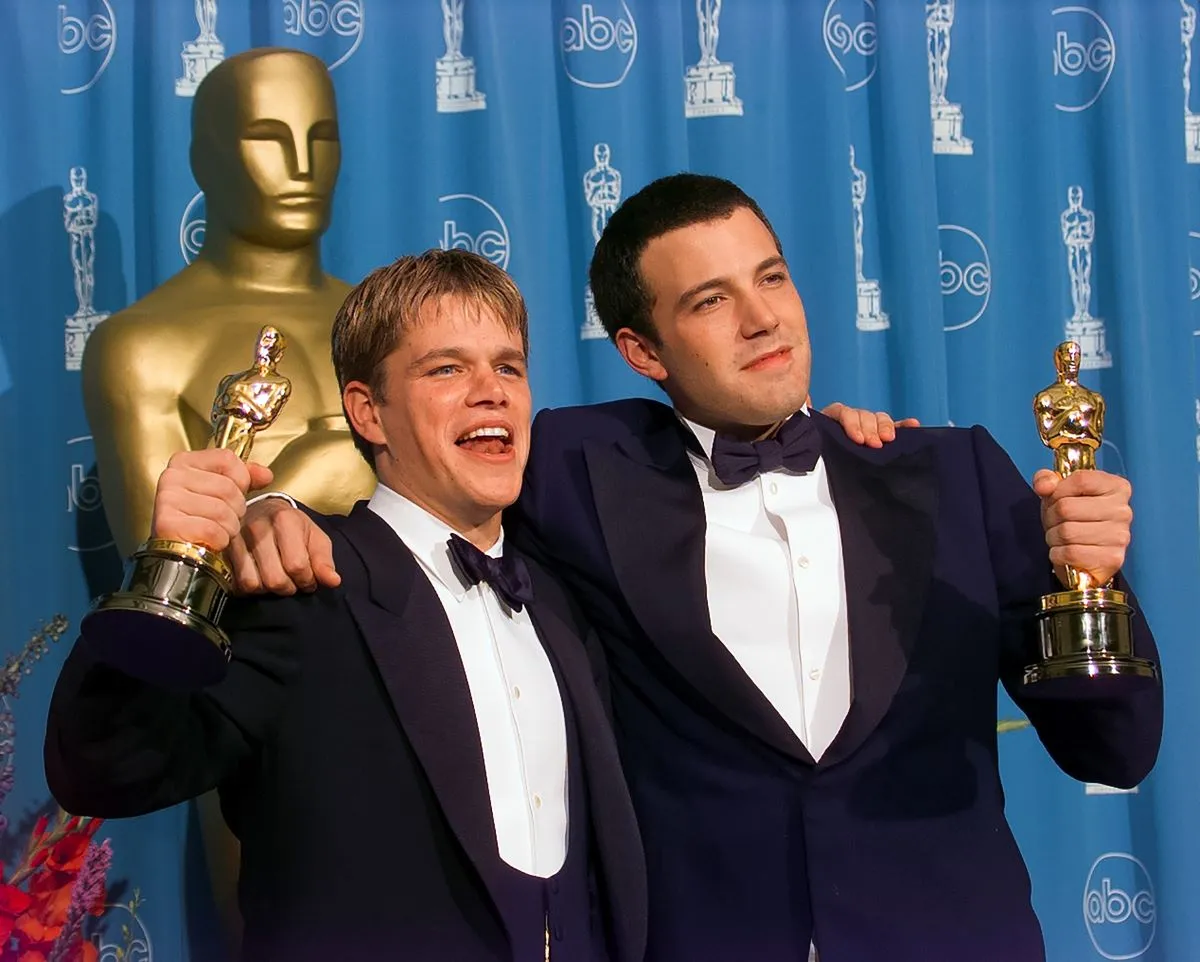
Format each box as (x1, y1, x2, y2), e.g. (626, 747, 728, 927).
(676, 404, 811, 464)
(367, 483, 504, 601)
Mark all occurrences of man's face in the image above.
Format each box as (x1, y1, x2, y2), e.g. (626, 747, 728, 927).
(622, 207, 813, 436)
(205, 55, 340, 249)
(352, 296, 531, 531)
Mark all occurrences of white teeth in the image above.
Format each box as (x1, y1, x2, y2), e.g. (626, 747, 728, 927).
(460, 426, 510, 442)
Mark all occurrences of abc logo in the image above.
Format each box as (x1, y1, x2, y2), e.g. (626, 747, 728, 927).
(1051, 6, 1116, 112)
(937, 224, 991, 332)
(438, 193, 510, 270)
(560, 1, 638, 89)
(58, 0, 116, 95)
(281, 0, 364, 70)
(1082, 853, 1156, 960)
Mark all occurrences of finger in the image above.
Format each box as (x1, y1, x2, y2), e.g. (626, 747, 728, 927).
(308, 527, 342, 588)
(227, 534, 264, 595)
(838, 409, 867, 444)
(1043, 520, 1132, 549)
(1048, 470, 1131, 500)
(896, 417, 921, 427)
(1042, 496, 1133, 527)
(1047, 545, 1125, 582)
(275, 513, 318, 593)
(158, 467, 248, 515)
(153, 491, 243, 544)
(1031, 470, 1060, 497)
(245, 462, 275, 492)
(167, 448, 254, 492)
(874, 412, 898, 443)
(243, 524, 297, 596)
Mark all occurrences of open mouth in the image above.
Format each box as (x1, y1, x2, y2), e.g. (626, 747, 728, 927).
(455, 425, 514, 457)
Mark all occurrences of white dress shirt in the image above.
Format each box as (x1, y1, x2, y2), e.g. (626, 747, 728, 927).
(368, 484, 568, 877)
(680, 413, 851, 761)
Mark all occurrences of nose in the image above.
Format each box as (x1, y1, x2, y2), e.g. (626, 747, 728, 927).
(465, 366, 508, 406)
(739, 290, 780, 339)
(290, 131, 314, 181)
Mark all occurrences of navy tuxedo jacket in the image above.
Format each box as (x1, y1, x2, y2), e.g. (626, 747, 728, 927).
(44, 504, 647, 962)
(507, 399, 1163, 962)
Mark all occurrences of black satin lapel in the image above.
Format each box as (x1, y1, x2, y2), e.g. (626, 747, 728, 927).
(337, 505, 511, 932)
(583, 438, 812, 765)
(523, 564, 647, 962)
(815, 424, 938, 767)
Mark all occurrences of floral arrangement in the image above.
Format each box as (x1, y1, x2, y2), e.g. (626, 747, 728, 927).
(0, 616, 145, 962)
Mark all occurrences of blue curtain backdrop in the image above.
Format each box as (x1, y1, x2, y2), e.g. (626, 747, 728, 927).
(0, 1, 1197, 959)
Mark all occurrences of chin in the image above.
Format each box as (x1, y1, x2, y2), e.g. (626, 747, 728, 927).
(468, 483, 523, 515)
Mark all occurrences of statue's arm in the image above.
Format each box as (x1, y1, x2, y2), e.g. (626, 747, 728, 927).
(81, 321, 194, 558)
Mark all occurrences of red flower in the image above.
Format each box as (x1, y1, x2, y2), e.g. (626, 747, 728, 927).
(0, 883, 32, 944)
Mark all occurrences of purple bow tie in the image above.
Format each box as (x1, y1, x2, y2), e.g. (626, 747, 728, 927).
(708, 412, 822, 487)
(447, 534, 534, 612)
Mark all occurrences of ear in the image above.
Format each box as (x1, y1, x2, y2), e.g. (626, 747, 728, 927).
(342, 381, 387, 446)
(613, 327, 668, 383)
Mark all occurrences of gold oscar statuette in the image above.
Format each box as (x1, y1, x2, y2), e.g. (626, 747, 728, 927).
(1024, 340, 1157, 685)
(81, 325, 292, 690)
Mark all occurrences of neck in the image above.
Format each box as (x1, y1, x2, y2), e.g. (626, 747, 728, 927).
(198, 225, 325, 292)
(676, 402, 792, 442)
(449, 514, 503, 552)
(385, 478, 504, 551)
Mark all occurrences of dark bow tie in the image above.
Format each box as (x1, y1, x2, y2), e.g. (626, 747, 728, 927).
(708, 411, 822, 487)
(447, 534, 534, 612)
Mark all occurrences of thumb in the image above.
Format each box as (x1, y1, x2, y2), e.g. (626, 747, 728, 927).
(308, 526, 342, 588)
(1031, 469, 1060, 498)
(246, 462, 275, 492)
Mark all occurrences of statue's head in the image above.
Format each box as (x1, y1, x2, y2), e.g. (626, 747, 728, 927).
(1067, 185, 1083, 210)
(595, 143, 611, 167)
(191, 48, 339, 251)
(68, 167, 86, 191)
(255, 325, 286, 366)
(1055, 340, 1081, 377)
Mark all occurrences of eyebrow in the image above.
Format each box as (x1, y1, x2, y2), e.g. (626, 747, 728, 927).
(408, 346, 528, 371)
(674, 255, 789, 310)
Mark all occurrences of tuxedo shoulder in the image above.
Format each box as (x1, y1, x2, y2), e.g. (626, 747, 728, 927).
(532, 397, 675, 451)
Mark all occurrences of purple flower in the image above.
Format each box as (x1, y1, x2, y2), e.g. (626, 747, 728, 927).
(47, 837, 113, 962)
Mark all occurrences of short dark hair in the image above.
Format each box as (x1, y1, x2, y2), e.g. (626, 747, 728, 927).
(588, 173, 783, 343)
(331, 248, 529, 465)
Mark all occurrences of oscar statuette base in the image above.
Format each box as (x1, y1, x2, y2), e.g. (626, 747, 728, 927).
(81, 539, 234, 690)
(1023, 587, 1157, 686)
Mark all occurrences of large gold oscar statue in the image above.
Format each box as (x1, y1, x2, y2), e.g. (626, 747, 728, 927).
(81, 47, 373, 561)
(79, 48, 373, 959)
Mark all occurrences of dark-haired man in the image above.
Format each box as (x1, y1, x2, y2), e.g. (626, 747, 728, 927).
(507, 173, 1161, 961)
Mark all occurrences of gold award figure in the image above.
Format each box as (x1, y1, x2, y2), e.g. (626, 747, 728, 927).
(1025, 341, 1156, 684)
(80, 47, 374, 563)
(211, 325, 292, 457)
(81, 325, 292, 689)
